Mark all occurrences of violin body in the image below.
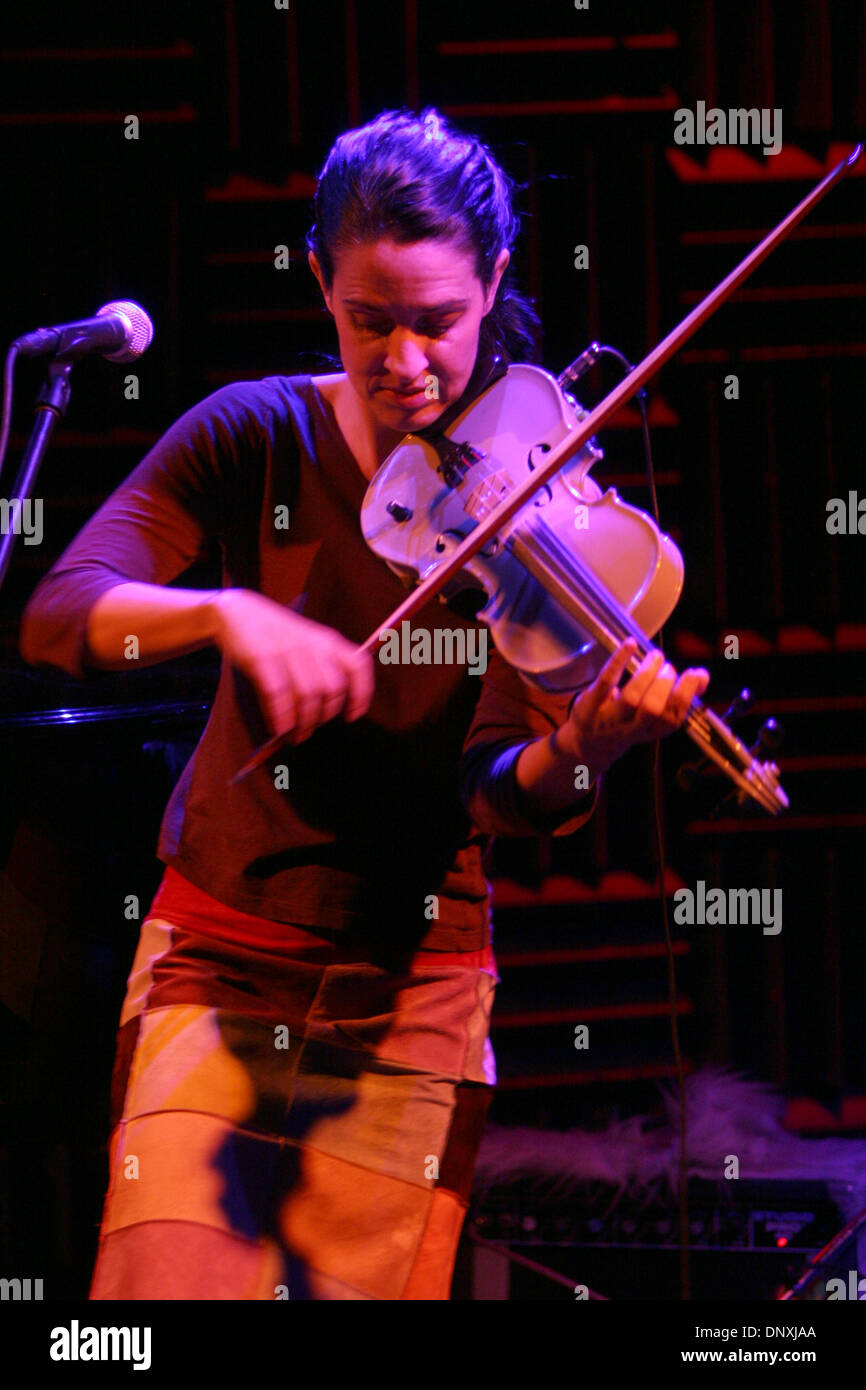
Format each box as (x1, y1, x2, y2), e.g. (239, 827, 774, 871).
(361, 362, 787, 814)
(361, 364, 684, 691)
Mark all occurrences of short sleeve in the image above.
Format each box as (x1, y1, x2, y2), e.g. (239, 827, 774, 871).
(19, 382, 274, 678)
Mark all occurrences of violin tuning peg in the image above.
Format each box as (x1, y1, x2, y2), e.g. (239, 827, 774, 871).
(757, 717, 784, 753)
(724, 689, 754, 722)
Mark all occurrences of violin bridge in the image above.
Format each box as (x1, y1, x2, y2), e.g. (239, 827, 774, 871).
(462, 470, 515, 524)
(431, 435, 515, 526)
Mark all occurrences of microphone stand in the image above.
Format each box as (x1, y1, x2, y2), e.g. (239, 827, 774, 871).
(777, 1205, 866, 1301)
(0, 352, 75, 591)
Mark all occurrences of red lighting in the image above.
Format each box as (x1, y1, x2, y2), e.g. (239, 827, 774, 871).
(776, 1237, 788, 1248)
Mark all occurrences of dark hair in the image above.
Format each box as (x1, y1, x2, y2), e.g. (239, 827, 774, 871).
(305, 107, 540, 365)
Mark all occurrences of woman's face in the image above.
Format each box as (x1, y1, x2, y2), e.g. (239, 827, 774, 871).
(309, 235, 509, 435)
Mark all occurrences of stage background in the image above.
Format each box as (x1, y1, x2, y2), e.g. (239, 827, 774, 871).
(0, 0, 864, 1296)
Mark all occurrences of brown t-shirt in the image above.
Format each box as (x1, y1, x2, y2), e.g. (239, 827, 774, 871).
(19, 375, 596, 954)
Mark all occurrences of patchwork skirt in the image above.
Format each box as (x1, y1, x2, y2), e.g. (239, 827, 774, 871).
(88, 912, 499, 1300)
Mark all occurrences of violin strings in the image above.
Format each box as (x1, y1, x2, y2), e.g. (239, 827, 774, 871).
(521, 517, 725, 742)
(513, 514, 778, 808)
(517, 513, 652, 657)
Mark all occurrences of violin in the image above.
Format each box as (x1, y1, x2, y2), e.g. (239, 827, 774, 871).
(360, 360, 786, 815)
(232, 143, 862, 810)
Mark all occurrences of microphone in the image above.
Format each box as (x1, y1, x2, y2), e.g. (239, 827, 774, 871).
(13, 300, 154, 364)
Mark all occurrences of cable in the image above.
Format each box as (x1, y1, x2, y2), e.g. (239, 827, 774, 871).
(586, 345, 691, 1300)
(467, 1224, 609, 1298)
(0, 345, 19, 486)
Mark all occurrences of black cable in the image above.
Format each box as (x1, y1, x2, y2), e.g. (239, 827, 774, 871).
(590, 346, 691, 1300)
(466, 1224, 609, 1298)
(0, 345, 19, 484)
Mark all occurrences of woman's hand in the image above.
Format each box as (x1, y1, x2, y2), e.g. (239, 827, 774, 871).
(557, 637, 710, 778)
(212, 588, 375, 743)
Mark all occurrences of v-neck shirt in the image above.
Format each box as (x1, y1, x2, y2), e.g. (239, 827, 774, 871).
(20, 375, 594, 954)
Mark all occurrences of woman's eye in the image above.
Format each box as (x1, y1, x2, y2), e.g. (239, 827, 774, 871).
(352, 316, 458, 337)
(420, 320, 457, 338)
(355, 320, 391, 336)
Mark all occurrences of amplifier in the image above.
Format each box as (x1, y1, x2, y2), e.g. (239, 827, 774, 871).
(458, 1178, 856, 1299)
(470, 1177, 846, 1252)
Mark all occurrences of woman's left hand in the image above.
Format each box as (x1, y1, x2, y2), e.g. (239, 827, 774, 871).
(557, 637, 710, 777)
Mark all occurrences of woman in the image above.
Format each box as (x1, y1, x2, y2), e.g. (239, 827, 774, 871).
(20, 107, 709, 1300)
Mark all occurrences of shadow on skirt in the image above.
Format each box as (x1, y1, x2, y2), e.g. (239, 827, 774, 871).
(89, 914, 499, 1300)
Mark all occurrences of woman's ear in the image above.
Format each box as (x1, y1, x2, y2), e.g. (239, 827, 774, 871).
(483, 249, 511, 315)
(308, 252, 333, 314)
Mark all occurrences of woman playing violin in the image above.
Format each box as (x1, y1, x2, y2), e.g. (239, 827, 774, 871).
(20, 106, 709, 1300)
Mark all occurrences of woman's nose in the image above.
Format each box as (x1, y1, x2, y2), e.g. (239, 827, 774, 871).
(383, 331, 429, 381)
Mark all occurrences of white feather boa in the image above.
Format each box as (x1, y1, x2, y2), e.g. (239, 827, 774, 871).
(474, 1066, 866, 1222)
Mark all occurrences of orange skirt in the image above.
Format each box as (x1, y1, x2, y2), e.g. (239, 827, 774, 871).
(89, 913, 499, 1300)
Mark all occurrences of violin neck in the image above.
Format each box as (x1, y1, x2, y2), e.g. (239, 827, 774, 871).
(508, 518, 786, 814)
(683, 698, 784, 815)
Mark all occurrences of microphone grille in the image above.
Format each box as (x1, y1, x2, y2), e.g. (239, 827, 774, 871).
(97, 300, 154, 362)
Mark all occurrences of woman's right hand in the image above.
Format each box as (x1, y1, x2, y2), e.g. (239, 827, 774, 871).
(211, 588, 375, 743)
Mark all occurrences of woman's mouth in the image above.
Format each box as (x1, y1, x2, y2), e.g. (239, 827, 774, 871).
(380, 386, 431, 406)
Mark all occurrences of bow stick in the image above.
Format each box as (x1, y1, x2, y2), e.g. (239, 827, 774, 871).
(231, 143, 862, 786)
